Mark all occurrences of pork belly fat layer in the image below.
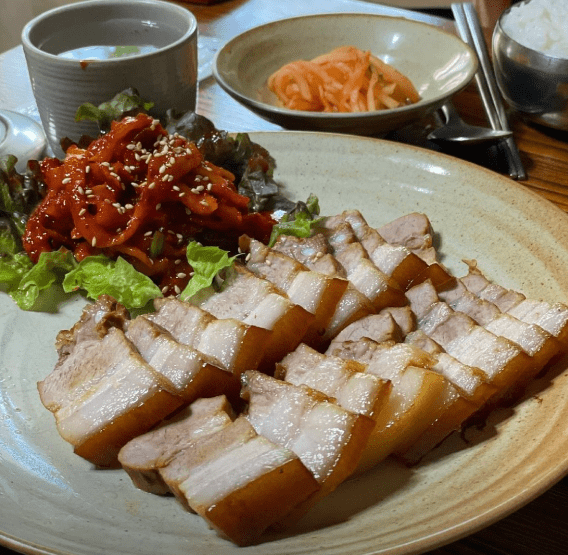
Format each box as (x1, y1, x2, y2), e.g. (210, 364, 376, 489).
(148, 297, 271, 375)
(126, 317, 240, 403)
(276, 343, 391, 419)
(240, 236, 348, 349)
(188, 264, 314, 371)
(52, 329, 184, 467)
(158, 415, 319, 545)
(241, 370, 374, 522)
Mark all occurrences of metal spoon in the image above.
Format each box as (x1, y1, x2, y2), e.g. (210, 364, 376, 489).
(427, 102, 512, 145)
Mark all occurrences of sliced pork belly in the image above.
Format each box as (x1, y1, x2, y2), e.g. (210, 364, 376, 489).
(125, 317, 240, 403)
(276, 343, 391, 419)
(148, 297, 270, 376)
(336, 210, 432, 290)
(439, 281, 560, 393)
(241, 370, 375, 520)
(42, 327, 184, 467)
(118, 396, 236, 494)
(159, 416, 319, 546)
(407, 281, 533, 397)
(406, 330, 498, 408)
(272, 233, 377, 341)
(316, 219, 408, 310)
(328, 312, 405, 350)
(376, 212, 454, 288)
(460, 265, 568, 349)
(239, 235, 348, 348)
(188, 264, 314, 371)
(54, 294, 129, 358)
(328, 339, 455, 470)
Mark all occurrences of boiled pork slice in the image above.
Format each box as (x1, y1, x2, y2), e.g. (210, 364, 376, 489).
(460, 265, 568, 349)
(407, 280, 534, 398)
(376, 212, 454, 288)
(159, 415, 319, 546)
(54, 294, 129, 358)
(148, 296, 271, 376)
(240, 370, 375, 521)
(316, 218, 408, 310)
(328, 339, 455, 470)
(40, 327, 184, 467)
(187, 263, 314, 371)
(276, 343, 391, 419)
(272, 233, 377, 342)
(336, 210, 432, 290)
(239, 235, 348, 348)
(125, 317, 241, 404)
(439, 279, 561, 397)
(118, 395, 236, 494)
(328, 312, 406, 350)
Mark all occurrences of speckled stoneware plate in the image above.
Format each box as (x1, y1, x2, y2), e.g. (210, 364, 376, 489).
(2, 131, 568, 555)
(213, 13, 478, 135)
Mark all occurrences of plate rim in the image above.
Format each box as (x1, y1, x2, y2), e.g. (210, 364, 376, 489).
(2, 129, 568, 555)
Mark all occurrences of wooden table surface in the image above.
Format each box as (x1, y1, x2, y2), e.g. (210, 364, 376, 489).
(1, 1, 568, 554)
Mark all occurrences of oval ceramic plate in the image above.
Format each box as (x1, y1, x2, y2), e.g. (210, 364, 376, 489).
(213, 13, 478, 135)
(2, 132, 568, 555)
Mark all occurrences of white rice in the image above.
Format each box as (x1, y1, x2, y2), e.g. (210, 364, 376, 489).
(502, 0, 568, 58)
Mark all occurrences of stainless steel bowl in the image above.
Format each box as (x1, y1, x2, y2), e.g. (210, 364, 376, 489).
(493, 6, 568, 130)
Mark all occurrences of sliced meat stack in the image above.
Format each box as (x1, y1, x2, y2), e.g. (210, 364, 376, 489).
(37, 209, 568, 545)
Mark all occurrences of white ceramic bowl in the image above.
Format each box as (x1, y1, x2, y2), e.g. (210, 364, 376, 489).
(213, 13, 478, 135)
(21, 0, 197, 156)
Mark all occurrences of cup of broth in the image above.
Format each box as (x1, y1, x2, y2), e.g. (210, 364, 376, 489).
(22, 0, 198, 157)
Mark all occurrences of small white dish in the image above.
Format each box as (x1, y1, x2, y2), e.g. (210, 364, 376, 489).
(213, 13, 478, 135)
(0, 109, 46, 170)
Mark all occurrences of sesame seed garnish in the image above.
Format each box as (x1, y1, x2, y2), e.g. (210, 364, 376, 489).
(62, 177, 71, 185)
(161, 285, 169, 294)
(144, 231, 153, 236)
(91, 237, 97, 247)
(77, 186, 84, 195)
(169, 157, 175, 165)
(125, 204, 133, 210)
(85, 165, 91, 174)
(172, 185, 180, 191)
(156, 203, 161, 210)
(79, 208, 86, 216)
(176, 272, 187, 279)
(126, 144, 136, 150)
(159, 164, 167, 174)
(174, 285, 181, 295)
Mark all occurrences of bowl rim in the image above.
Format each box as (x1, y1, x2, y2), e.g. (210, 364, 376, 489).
(21, 0, 197, 64)
(213, 11, 478, 121)
(495, 2, 568, 66)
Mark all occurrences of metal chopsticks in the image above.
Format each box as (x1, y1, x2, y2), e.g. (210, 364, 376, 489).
(451, 2, 526, 180)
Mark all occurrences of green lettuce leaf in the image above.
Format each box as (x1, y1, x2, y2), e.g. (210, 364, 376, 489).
(268, 194, 323, 247)
(62, 255, 161, 308)
(75, 89, 154, 133)
(5, 249, 76, 310)
(180, 242, 237, 300)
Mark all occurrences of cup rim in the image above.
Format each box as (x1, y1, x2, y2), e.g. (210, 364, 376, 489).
(21, 0, 197, 63)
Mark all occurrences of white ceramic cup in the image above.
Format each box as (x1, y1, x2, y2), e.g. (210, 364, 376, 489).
(22, 0, 198, 157)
